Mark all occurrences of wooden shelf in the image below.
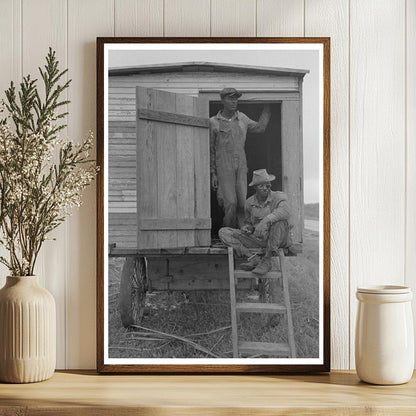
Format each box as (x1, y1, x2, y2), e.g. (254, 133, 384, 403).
(0, 370, 415, 415)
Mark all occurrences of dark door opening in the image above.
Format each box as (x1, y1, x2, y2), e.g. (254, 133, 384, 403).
(209, 102, 282, 238)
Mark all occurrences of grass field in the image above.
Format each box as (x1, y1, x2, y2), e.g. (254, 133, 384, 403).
(304, 203, 319, 220)
(108, 227, 319, 359)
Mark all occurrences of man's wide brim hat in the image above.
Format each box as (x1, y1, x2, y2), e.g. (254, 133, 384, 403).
(249, 169, 276, 186)
(220, 87, 242, 99)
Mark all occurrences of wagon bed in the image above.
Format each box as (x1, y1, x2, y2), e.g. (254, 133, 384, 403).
(109, 243, 228, 258)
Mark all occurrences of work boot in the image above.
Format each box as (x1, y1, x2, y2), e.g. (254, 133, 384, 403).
(288, 243, 302, 255)
(252, 257, 272, 275)
(240, 255, 261, 271)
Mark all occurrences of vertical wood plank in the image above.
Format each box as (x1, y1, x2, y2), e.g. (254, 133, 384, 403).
(305, 0, 350, 369)
(164, 0, 210, 37)
(137, 87, 158, 249)
(405, 0, 416, 366)
(281, 100, 302, 244)
(176, 93, 196, 247)
(257, 0, 304, 36)
(67, 0, 114, 369)
(115, 0, 163, 36)
(350, 0, 406, 369)
(0, 0, 21, 100)
(156, 89, 178, 247)
(112, 0, 163, 250)
(0, 0, 413, 372)
(194, 96, 211, 246)
(0, 0, 21, 288)
(211, 0, 256, 37)
(22, 0, 67, 369)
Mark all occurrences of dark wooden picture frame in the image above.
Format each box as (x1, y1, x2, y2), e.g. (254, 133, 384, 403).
(97, 37, 330, 373)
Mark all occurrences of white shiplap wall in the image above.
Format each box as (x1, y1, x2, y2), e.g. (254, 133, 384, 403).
(0, 0, 414, 370)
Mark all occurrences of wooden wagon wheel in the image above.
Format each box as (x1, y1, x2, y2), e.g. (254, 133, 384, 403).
(119, 256, 147, 328)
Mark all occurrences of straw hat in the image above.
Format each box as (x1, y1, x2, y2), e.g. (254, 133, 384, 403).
(249, 169, 276, 186)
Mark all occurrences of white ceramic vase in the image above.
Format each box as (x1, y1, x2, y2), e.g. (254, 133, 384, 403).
(0, 276, 56, 383)
(355, 285, 414, 385)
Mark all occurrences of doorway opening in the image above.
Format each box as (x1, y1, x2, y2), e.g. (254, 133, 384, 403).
(209, 102, 282, 238)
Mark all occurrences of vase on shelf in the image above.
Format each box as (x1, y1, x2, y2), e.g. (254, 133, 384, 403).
(0, 276, 56, 383)
(0, 49, 95, 383)
(355, 285, 414, 385)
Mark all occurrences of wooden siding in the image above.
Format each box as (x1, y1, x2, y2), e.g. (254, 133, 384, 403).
(0, 0, 412, 371)
(109, 72, 300, 92)
(109, 120, 137, 248)
(305, 0, 350, 370)
(349, 0, 406, 369)
(108, 69, 304, 246)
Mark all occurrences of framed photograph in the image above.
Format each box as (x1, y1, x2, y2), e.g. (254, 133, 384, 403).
(97, 37, 330, 373)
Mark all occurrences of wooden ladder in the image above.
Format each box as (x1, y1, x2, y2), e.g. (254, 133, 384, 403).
(228, 247, 296, 358)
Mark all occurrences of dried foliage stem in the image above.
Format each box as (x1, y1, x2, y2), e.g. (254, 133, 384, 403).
(0, 48, 97, 276)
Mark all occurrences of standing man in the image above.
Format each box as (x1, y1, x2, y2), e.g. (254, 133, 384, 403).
(219, 169, 293, 275)
(210, 88, 271, 228)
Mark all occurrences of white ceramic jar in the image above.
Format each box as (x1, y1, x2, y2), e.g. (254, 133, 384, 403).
(355, 285, 414, 385)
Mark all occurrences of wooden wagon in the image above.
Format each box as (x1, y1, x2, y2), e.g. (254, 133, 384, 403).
(108, 63, 306, 356)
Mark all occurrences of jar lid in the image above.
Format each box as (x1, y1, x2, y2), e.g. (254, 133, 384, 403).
(357, 285, 411, 294)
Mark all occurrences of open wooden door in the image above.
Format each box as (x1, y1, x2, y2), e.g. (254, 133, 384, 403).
(281, 100, 303, 243)
(136, 86, 211, 249)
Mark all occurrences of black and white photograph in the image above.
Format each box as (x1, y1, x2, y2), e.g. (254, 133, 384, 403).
(97, 39, 330, 373)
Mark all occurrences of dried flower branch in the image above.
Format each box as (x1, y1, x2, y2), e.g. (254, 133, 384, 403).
(0, 48, 97, 276)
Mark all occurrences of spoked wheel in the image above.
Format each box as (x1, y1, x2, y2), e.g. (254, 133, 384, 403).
(119, 256, 147, 328)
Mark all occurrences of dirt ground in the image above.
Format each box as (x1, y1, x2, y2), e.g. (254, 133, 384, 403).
(108, 227, 319, 359)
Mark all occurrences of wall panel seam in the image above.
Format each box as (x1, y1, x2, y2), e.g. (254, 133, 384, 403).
(20, 0, 23, 79)
(65, 0, 69, 369)
(303, 0, 305, 37)
(348, 0, 351, 370)
(209, 0, 212, 38)
(404, 0, 407, 285)
(209, 0, 212, 37)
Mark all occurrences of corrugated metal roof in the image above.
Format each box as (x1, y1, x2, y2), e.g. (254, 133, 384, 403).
(109, 61, 309, 78)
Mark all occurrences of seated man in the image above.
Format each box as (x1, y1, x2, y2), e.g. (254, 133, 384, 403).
(219, 169, 292, 275)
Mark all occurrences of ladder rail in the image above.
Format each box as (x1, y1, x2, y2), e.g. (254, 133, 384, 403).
(228, 247, 297, 359)
(279, 249, 296, 358)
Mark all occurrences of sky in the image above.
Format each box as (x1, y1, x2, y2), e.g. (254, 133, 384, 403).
(109, 46, 321, 203)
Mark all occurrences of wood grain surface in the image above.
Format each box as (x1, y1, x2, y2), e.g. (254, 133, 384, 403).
(349, 0, 406, 369)
(305, 0, 350, 371)
(211, 0, 256, 37)
(0, 371, 415, 415)
(115, 0, 163, 37)
(257, 0, 304, 37)
(21, 0, 68, 369)
(67, 0, 114, 371)
(406, 0, 416, 366)
(164, 0, 210, 37)
(0, 0, 413, 371)
(0, 0, 22, 300)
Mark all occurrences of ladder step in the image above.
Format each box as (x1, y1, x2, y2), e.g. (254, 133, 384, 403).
(238, 341, 291, 357)
(236, 302, 286, 314)
(234, 270, 281, 279)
